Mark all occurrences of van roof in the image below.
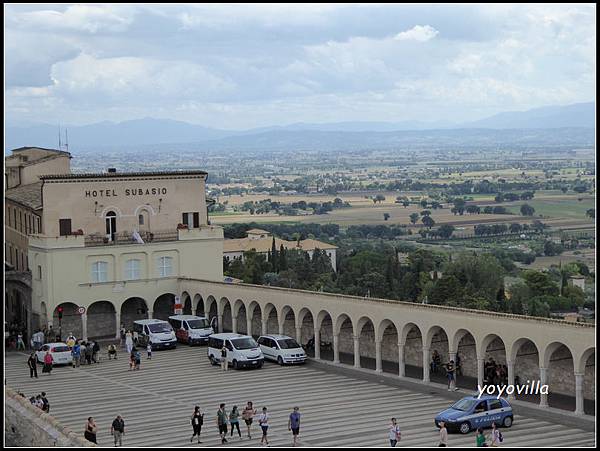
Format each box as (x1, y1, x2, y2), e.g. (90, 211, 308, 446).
(209, 333, 250, 339)
(260, 334, 294, 340)
(168, 315, 207, 320)
(133, 319, 169, 325)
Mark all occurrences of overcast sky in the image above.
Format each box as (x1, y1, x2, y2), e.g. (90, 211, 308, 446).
(4, 3, 596, 129)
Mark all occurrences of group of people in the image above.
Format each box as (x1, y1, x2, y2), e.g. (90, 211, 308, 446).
(68, 335, 101, 367)
(430, 351, 461, 392)
(484, 358, 511, 386)
(82, 415, 126, 446)
(436, 421, 504, 447)
(28, 392, 50, 413)
(191, 402, 302, 447)
(6, 321, 27, 349)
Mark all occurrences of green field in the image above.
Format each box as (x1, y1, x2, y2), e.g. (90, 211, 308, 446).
(506, 198, 595, 219)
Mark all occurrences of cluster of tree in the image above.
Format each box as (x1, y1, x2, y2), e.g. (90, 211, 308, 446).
(474, 221, 546, 236)
(223, 223, 339, 240)
(237, 198, 350, 215)
(494, 191, 535, 202)
(346, 224, 409, 239)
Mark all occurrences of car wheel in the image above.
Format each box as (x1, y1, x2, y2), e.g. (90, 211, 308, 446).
(459, 422, 471, 434)
(502, 416, 513, 428)
(232, 360, 238, 370)
(188, 337, 193, 346)
(209, 355, 216, 365)
(277, 356, 284, 366)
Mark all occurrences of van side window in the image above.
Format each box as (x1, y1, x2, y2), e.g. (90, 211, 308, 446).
(226, 340, 234, 351)
(133, 323, 142, 334)
(257, 337, 265, 346)
(171, 319, 181, 329)
(144, 326, 149, 335)
(182, 321, 189, 330)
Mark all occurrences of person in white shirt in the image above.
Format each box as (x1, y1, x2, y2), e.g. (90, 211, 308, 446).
(389, 418, 401, 447)
(439, 421, 448, 447)
(490, 422, 501, 447)
(258, 407, 270, 446)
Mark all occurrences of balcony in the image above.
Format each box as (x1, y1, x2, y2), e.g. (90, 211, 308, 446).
(84, 230, 178, 247)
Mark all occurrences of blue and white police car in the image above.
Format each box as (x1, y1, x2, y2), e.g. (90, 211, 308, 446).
(434, 395, 513, 434)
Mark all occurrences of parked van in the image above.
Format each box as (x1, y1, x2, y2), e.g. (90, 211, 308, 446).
(258, 334, 306, 365)
(133, 319, 177, 350)
(168, 315, 213, 345)
(207, 333, 264, 370)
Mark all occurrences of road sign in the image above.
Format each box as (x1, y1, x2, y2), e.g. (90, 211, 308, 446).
(175, 295, 180, 304)
(77, 307, 86, 315)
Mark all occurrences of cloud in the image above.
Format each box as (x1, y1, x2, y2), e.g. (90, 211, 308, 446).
(394, 25, 439, 42)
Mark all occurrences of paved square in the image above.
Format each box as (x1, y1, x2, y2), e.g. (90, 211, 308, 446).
(5, 346, 595, 447)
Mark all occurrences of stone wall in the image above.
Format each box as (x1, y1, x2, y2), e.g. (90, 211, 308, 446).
(4, 386, 94, 447)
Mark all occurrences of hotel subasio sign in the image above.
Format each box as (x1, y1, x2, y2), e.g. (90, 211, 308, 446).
(84, 187, 168, 198)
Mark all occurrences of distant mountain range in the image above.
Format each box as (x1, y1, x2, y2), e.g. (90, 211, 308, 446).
(5, 102, 594, 152)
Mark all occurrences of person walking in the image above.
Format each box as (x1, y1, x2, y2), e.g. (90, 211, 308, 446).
(41, 392, 50, 413)
(220, 344, 228, 371)
(490, 422, 502, 447)
(190, 406, 204, 444)
(125, 331, 134, 354)
(388, 417, 401, 447)
(27, 352, 38, 378)
(92, 340, 100, 363)
(108, 343, 117, 360)
(84, 417, 98, 444)
(438, 421, 448, 447)
(66, 334, 75, 350)
(230, 405, 242, 439)
(445, 360, 459, 391)
(129, 349, 135, 371)
(17, 332, 26, 350)
(217, 403, 229, 444)
(133, 348, 141, 370)
(72, 342, 81, 368)
(42, 350, 53, 375)
(242, 401, 257, 439)
(258, 407, 270, 446)
(476, 427, 487, 447)
(146, 343, 152, 360)
(85, 342, 93, 365)
(111, 415, 125, 447)
(288, 407, 301, 447)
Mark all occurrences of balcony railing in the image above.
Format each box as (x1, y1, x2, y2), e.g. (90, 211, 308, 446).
(84, 230, 178, 247)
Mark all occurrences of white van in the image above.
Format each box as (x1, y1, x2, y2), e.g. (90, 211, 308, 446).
(168, 315, 213, 345)
(207, 333, 264, 370)
(258, 334, 306, 365)
(133, 319, 177, 350)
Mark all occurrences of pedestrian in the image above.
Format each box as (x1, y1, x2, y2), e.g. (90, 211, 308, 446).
(220, 344, 228, 371)
(288, 406, 301, 447)
(438, 421, 448, 447)
(490, 422, 502, 447)
(66, 334, 75, 350)
(79, 342, 87, 366)
(217, 403, 228, 444)
(111, 415, 125, 447)
(92, 340, 100, 363)
(27, 352, 38, 378)
(229, 405, 242, 439)
(476, 427, 487, 447)
(85, 342, 93, 365)
(125, 330, 134, 354)
(445, 360, 459, 391)
(190, 406, 204, 444)
(17, 332, 26, 350)
(72, 341, 81, 368)
(41, 392, 50, 413)
(34, 395, 44, 409)
(108, 344, 117, 360)
(42, 350, 53, 375)
(120, 325, 126, 345)
(147, 343, 152, 360)
(242, 401, 257, 439)
(134, 348, 141, 370)
(258, 407, 270, 446)
(129, 349, 135, 371)
(84, 417, 98, 444)
(388, 417, 401, 447)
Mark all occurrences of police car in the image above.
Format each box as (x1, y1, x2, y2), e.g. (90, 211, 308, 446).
(434, 395, 513, 434)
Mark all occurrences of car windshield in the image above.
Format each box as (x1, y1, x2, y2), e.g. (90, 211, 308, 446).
(451, 399, 478, 412)
(277, 339, 301, 349)
(231, 337, 258, 350)
(52, 345, 70, 353)
(188, 319, 210, 329)
(148, 323, 173, 333)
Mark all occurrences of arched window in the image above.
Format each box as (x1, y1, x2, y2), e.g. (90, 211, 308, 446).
(91, 261, 108, 283)
(105, 211, 117, 241)
(138, 214, 144, 225)
(157, 256, 173, 277)
(125, 259, 141, 280)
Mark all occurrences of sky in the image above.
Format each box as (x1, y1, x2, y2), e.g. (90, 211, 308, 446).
(4, 3, 596, 129)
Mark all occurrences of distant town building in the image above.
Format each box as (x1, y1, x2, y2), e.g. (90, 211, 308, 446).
(568, 275, 586, 290)
(223, 228, 338, 271)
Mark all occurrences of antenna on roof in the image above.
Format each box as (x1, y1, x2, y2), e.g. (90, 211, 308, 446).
(58, 124, 62, 150)
(65, 128, 69, 152)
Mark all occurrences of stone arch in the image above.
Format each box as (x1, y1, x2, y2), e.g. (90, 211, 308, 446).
(193, 294, 204, 316)
(356, 316, 375, 369)
(543, 342, 576, 411)
(120, 297, 149, 330)
(279, 305, 296, 337)
(316, 310, 334, 361)
(425, 325, 450, 374)
(578, 348, 595, 411)
(220, 297, 233, 332)
(87, 300, 117, 339)
(479, 334, 507, 386)
(576, 347, 595, 374)
(153, 293, 176, 321)
(452, 329, 477, 380)
(401, 322, 424, 380)
(264, 303, 278, 334)
(233, 299, 246, 334)
(297, 307, 314, 348)
(378, 319, 399, 375)
(205, 296, 218, 325)
(181, 292, 192, 315)
(53, 302, 82, 340)
(247, 301, 262, 338)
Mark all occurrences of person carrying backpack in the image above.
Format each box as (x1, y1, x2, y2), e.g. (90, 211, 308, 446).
(190, 406, 204, 443)
(41, 392, 50, 413)
(490, 422, 503, 447)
